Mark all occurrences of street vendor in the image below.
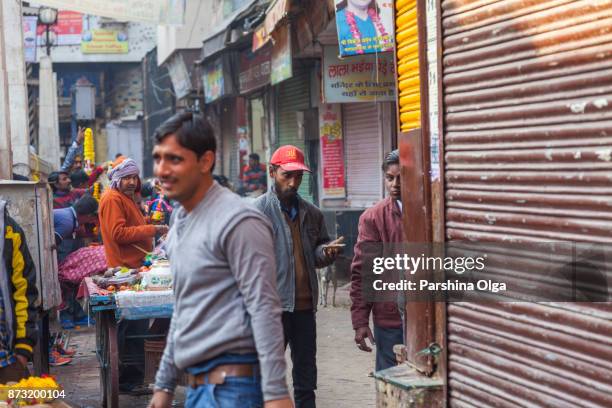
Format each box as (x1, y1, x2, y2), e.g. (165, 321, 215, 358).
(0, 200, 38, 383)
(98, 156, 168, 394)
(99, 156, 168, 269)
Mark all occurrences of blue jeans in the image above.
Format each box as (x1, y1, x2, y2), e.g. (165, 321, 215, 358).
(185, 375, 263, 408)
(373, 325, 404, 371)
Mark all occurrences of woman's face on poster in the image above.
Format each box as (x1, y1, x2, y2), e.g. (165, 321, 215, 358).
(348, 0, 373, 9)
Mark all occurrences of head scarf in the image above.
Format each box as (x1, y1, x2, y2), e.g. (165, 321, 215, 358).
(107, 156, 140, 190)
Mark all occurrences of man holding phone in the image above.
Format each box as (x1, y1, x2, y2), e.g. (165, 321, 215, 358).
(255, 145, 340, 408)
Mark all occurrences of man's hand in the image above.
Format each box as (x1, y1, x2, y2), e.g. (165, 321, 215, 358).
(355, 326, 375, 352)
(148, 391, 173, 408)
(155, 225, 169, 235)
(76, 126, 85, 145)
(264, 397, 294, 408)
(323, 236, 345, 258)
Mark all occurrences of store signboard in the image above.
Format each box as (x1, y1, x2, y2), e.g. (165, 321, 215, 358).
(203, 58, 225, 103)
(270, 24, 292, 85)
(239, 45, 272, 94)
(319, 104, 346, 198)
(323, 45, 395, 103)
(81, 29, 128, 53)
(333, 0, 394, 57)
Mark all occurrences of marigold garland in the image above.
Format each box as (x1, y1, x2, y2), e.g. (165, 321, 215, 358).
(83, 127, 95, 175)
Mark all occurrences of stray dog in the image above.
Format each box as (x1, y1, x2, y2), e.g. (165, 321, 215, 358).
(317, 265, 337, 307)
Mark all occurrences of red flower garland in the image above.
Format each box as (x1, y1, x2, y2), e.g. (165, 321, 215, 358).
(345, 7, 392, 54)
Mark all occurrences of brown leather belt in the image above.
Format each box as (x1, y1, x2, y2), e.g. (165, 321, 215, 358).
(187, 364, 259, 388)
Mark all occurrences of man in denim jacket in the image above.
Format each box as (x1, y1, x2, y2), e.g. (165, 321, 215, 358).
(255, 145, 340, 408)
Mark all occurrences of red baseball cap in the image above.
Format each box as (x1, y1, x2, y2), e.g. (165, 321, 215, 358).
(270, 145, 311, 172)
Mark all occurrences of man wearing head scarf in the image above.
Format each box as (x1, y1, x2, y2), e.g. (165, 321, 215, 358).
(99, 156, 168, 269)
(99, 157, 169, 394)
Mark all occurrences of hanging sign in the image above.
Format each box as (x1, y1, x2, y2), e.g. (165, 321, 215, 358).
(323, 45, 395, 103)
(270, 24, 293, 85)
(319, 104, 346, 198)
(334, 0, 394, 57)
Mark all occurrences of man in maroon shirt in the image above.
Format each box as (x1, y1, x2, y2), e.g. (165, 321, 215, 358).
(350, 150, 404, 371)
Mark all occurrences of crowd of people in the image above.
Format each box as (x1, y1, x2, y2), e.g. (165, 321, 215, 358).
(0, 112, 405, 408)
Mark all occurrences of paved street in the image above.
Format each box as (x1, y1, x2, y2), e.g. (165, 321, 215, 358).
(51, 306, 376, 408)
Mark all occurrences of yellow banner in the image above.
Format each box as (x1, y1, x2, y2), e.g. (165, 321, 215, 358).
(81, 30, 128, 54)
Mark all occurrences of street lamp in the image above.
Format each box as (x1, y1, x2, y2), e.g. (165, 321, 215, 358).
(38, 7, 58, 56)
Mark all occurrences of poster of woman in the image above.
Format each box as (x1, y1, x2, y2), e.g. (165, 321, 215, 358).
(335, 0, 395, 57)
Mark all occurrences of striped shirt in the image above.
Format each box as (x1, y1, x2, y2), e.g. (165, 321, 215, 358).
(0, 289, 16, 367)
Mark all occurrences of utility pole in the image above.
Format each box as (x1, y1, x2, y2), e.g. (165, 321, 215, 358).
(0, 0, 13, 180)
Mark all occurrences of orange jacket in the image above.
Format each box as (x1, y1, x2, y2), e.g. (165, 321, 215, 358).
(99, 188, 155, 268)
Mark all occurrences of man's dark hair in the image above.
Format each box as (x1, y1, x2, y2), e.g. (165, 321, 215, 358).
(73, 194, 98, 216)
(382, 149, 400, 171)
(70, 170, 89, 188)
(154, 111, 216, 159)
(249, 153, 260, 161)
(115, 153, 123, 159)
(48, 171, 69, 192)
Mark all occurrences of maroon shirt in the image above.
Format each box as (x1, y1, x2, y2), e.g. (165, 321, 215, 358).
(350, 197, 403, 330)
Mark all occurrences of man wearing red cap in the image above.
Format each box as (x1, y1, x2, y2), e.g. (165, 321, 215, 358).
(255, 145, 341, 408)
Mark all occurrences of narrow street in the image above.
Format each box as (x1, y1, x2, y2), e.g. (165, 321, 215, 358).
(51, 306, 376, 408)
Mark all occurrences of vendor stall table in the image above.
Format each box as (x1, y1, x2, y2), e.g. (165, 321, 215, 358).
(81, 278, 173, 408)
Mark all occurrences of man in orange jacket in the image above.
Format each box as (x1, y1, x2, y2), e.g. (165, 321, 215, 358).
(99, 156, 168, 268)
(98, 156, 168, 394)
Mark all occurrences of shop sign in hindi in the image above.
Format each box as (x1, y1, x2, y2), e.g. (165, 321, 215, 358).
(81, 30, 128, 54)
(323, 45, 395, 103)
(239, 45, 272, 94)
(270, 24, 292, 85)
(56, 11, 83, 45)
(319, 104, 346, 198)
(334, 0, 394, 57)
(203, 58, 225, 103)
(32, 0, 172, 24)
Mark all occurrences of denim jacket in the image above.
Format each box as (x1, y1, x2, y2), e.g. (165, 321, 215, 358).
(254, 189, 334, 312)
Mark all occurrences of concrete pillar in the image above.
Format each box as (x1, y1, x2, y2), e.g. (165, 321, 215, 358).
(38, 56, 60, 169)
(0, 0, 13, 179)
(3, 0, 30, 178)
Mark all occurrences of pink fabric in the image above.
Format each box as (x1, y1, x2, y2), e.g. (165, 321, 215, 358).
(58, 245, 108, 284)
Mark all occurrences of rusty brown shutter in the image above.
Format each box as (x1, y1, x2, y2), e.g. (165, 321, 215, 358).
(441, 1, 612, 407)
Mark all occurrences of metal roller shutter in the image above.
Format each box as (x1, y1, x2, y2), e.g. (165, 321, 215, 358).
(277, 68, 312, 202)
(344, 103, 383, 208)
(442, 0, 612, 406)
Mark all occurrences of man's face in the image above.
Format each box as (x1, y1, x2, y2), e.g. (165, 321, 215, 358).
(384, 164, 401, 201)
(249, 158, 258, 168)
(72, 157, 83, 171)
(119, 175, 139, 197)
(57, 173, 72, 192)
(270, 166, 303, 202)
(153, 134, 214, 204)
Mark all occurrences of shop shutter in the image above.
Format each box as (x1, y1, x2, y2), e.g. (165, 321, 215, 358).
(277, 68, 312, 201)
(442, 1, 612, 407)
(344, 103, 383, 208)
(395, 0, 421, 132)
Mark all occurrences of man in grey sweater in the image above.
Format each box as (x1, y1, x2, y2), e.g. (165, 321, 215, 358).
(149, 112, 292, 408)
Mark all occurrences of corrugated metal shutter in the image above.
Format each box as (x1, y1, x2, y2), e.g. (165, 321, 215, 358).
(344, 103, 382, 207)
(395, 0, 421, 132)
(277, 68, 312, 201)
(442, 1, 612, 407)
